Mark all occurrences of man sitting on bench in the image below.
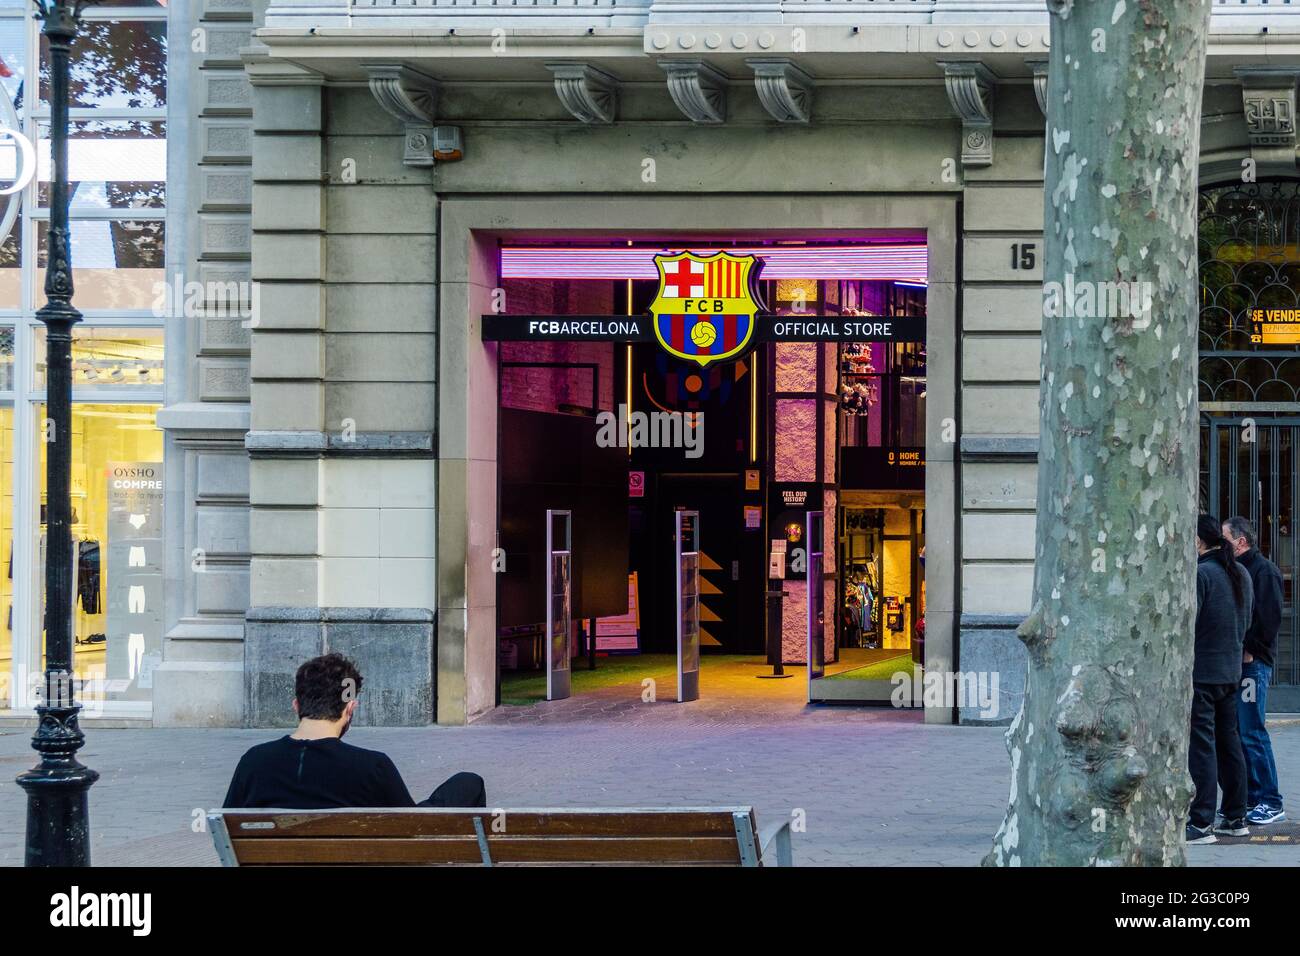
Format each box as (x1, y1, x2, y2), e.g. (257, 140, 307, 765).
(223, 652, 486, 809)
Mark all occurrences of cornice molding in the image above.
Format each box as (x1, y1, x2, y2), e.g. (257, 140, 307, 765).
(365, 64, 440, 167)
(660, 58, 728, 125)
(243, 58, 326, 88)
(747, 57, 813, 124)
(546, 62, 620, 124)
(939, 60, 996, 167)
(1028, 59, 1048, 116)
(1234, 67, 1299, 173)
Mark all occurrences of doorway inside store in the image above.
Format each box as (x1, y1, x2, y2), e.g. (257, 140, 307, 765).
(490, 238, 929, 710)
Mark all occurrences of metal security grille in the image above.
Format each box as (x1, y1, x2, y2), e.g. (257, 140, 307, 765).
(1196, 180, 1300, 712)
(1199, 180, 1300, 708)
(1201, 419, 1300, 704)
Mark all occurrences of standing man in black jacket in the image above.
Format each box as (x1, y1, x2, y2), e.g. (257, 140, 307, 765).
(1187, 516, 1253, 845)
(1223, 517, 1287, 825)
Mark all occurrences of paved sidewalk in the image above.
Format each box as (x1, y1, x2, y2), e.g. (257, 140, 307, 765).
(1, 685, 1296, 866)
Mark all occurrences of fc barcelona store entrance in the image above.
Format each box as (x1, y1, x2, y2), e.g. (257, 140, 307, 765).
(485, 234, 932, 708)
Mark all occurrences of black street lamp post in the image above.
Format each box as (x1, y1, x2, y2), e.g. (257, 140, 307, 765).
(16, 0, 97, 867)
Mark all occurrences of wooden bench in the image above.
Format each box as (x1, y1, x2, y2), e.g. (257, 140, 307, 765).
(208, 806, 793, 867)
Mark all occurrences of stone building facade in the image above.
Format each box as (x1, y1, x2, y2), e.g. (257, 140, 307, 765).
(127, 0, 1300, 726)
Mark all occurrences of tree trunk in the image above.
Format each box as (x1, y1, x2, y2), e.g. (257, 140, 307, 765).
(985, 0, 1213, 866)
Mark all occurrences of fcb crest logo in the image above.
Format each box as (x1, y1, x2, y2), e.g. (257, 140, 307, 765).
(649, 251, 760, 367)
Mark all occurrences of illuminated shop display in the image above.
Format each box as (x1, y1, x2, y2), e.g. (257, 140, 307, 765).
(493, 238, 927, 700)
(498, 243, 928, 282)
(0, 3, 166, 714)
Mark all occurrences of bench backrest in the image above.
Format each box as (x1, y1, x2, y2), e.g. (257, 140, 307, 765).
(209, 807, 767, 866)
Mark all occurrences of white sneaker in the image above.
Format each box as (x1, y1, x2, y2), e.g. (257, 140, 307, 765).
(1246, 804, 1286, 825)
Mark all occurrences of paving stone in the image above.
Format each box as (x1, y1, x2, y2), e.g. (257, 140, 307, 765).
(0, 665, 1296, 866)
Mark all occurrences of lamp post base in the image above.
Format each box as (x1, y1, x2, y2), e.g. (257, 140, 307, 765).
(16, 703, 99, 867)
(16, 763, 100, 867)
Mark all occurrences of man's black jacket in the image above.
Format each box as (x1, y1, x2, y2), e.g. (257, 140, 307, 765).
(1237, 547, 1283, 668)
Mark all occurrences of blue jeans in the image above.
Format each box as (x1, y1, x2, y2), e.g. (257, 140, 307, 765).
(1238, 661, 1284, 811)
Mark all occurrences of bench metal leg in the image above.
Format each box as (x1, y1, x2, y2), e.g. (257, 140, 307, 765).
(758, 820, 793, 867)
(472, 815, 493, 866)
(733, 811, 760, 867)
(208, 812, 240, 867)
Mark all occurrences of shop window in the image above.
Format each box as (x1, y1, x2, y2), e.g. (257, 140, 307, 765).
(35, 219, 165, 311)
(33, 326, 163, 391)
(0, 229, 19, 311)
(40, 18, 167, 110)
(1197, 180, 1300, 401)
(0, 324, 11, 391)
(0, 3, 168, 713)
(0, 15, 24, 104)
(38, 120, 167, 210)
(0, 402, 10, 708)
(32, 403, 163, 705)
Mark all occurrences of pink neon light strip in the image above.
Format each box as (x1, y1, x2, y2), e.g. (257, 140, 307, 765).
(499, 244, 928, 282)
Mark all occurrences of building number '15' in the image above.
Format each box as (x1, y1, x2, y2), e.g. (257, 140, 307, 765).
(1010, 243, 1036, 270)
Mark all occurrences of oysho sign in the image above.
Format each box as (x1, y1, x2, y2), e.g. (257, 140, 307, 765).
(109, 464, 163, 491)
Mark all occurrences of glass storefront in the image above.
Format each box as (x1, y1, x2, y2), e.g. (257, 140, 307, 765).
(0, 2, 167, 714)
(491, 238, 927, 704)
(31, 404, 162, 703)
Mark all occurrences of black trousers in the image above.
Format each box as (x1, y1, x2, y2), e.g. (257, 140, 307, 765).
(1188, 683, 1247, 827)
(418, 771, 487, 808)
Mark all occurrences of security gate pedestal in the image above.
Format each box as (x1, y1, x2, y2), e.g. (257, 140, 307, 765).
(545, 510, 572, 701)
(676, 510, 700, 702)
(806, 511, 825, 701)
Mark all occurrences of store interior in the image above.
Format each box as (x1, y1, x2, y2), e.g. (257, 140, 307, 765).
(491, 238, 928, 707)
(29, 402, 163, 705)
(0, 320, 164, 709)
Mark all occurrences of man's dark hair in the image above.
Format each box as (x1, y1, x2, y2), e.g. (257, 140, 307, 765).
(1198, 513, 1248, 610)
(294, 653, 363, 720)
(1224, 515, 1256, 549)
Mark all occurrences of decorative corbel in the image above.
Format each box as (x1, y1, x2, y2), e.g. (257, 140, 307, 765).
(660, 59, 727, 125)
(1028, 60, 1049, 117)
(939, 61, 996, 168)
(546, 63, 619, 124)
(747, 58, 813, 124)
(1234, 67, 1298, 171)
(365, 64, 439, 167)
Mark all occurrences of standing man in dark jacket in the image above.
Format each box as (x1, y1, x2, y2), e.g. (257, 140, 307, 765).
(1223, 516, 1286, 824)
(1187, 515, 1253, 845)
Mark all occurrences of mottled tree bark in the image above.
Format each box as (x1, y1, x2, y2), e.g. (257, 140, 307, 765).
(985, 0, 1212, 866)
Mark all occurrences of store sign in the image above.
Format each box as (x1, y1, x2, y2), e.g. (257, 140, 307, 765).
(1250, 308, 1300, 345)
(481, 250, 926, 356)
(105, 462, 164, 694)
(888, 450, 925, 468)
(0, 100, 35, 246)
(769, 483, 817, 580)
(649, 251, 759, 368)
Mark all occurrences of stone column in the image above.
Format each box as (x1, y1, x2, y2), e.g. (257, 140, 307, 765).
(242, 69, 439, 727)
(954, 84, 1046, 725)
(437, 233, 498, 725)
(152, 0, 256, 726)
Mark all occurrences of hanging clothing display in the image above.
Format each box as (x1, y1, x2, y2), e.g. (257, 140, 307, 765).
(842, 562, 880, 648)
(76, 539, 101, 615)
